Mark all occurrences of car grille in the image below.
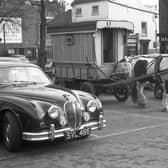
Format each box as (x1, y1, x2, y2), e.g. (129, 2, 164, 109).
(64, 101, 82, 129)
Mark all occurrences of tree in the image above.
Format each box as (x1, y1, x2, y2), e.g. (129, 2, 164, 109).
(46, 0, 66, 18)
(0, 0, 25, 23)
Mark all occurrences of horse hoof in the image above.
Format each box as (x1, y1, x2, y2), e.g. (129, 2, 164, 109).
(138, 103, 146, 108)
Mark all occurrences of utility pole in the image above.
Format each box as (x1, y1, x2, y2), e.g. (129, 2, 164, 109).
(38, 0, 46, 70)
(25, 0, 47, 69)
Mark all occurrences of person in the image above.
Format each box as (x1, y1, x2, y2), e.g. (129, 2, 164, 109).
(115, 58, 132, 77)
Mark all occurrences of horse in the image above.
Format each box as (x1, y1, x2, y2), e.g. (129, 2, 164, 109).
(129, 54, 168, 110)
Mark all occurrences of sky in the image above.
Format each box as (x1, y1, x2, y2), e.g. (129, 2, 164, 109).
(140, 0, 158, 6)
(64, 0, 158, 7)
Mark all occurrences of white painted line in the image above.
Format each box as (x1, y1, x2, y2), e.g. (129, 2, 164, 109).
(91, 134, 100, 138)
(106, 109, 168, 121)
(0, 155, 16, 161)
(91, 122, 168, 140)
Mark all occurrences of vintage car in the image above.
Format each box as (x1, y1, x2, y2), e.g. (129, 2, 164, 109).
(0, 59, 106, 152)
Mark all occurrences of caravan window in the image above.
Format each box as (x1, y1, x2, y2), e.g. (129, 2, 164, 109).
(66, 35, 74, 46)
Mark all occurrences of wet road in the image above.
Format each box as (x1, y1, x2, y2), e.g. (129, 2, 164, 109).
(1, 90, 168, 168)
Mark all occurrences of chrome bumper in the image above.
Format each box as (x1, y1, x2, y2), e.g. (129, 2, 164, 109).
(22, 120, 107, 141)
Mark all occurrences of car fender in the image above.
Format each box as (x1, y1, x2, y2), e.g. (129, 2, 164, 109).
(0, 95, 45, 131)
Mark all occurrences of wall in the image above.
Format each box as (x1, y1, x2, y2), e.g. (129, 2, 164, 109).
(51, 32, 95, 63)
(72, 1, 108, 22)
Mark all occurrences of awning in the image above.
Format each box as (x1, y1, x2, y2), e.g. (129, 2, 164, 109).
(96, 20, 134, 31)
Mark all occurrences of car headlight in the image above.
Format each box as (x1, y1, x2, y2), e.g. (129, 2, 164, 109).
(87, 100, 97, 112)
(48, 105, 61, 119)
(83, 112, 90, 122)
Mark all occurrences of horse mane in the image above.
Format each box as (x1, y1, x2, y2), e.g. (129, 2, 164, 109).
(130, 59, 148, 103)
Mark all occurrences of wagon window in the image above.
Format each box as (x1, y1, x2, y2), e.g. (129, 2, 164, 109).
(66, 35, 74, 46)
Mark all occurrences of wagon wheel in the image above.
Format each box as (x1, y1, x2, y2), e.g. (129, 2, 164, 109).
(114, 85, 129, 102)
(80, 82, 96, 95)
(154, 83, 163, 99)
(3, 112, 22, 152)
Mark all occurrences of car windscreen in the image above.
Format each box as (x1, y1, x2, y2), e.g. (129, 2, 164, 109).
(0, 66, 52, 85)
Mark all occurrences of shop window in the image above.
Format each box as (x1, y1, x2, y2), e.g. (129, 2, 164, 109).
(92, 5, 99, 16)
(75, 8, 82, 17)
(141, 22, 147, 36)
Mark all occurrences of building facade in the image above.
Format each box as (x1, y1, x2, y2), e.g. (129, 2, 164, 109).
(71, 0, 158, 55)
(159, 0, 168, 53)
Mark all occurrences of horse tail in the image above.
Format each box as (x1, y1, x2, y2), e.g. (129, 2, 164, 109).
(130, 81, 138, 103)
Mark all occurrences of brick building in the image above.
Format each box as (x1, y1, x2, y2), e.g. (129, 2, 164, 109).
(0, 5, 40, 60)
(0, 1, 65, 61)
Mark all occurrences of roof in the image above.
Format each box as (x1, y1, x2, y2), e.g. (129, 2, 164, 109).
(71, 0, 104, 6)
(71, 0, 156, 13)
(47, 10, 97, 33)
(47, 10, 72, 28)
(47, 10, 134, 34)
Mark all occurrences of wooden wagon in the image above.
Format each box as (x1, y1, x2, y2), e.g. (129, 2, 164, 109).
(47, 17, 134, 101)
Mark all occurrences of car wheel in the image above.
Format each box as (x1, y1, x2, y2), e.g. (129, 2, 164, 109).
(154, 84, 163, 99)
(80, 82, 96, 95)
(3, 112, 22, 152)
(114, 85, 129, 102)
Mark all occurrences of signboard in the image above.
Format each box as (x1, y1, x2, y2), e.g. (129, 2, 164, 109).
(0, 18, 22, 43)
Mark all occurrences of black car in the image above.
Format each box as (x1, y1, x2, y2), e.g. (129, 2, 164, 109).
(0, 60, 106, 151)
